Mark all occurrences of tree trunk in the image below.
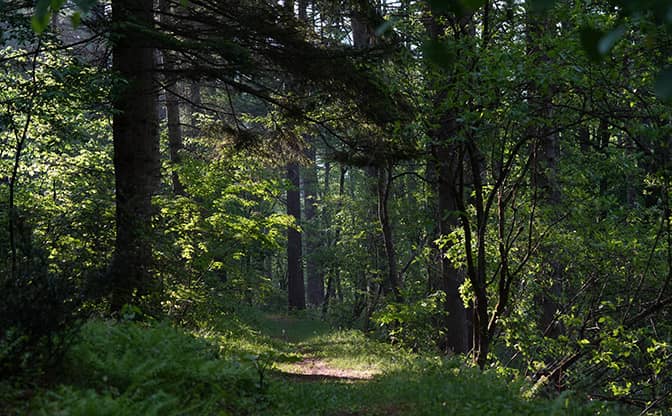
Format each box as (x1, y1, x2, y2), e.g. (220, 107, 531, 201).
(377, 165, 402, 302)
(186, 81, 201, 137)
(433, 141, 469, 354)
(109, 0, 160, 313)
(424, 11, 470, 354)
(304, 142, 323, 306)
(287, 161, 305, 310)
(323, 164, 347, 314)
(159, 0, 184, 196)
(527, 10, 563, 340)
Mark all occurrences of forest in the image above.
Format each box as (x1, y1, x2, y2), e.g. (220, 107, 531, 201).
(1, 0, 672, 414)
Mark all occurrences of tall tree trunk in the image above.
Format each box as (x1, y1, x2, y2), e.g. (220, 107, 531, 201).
(109, 0, 160, 313)
(287, 161, 305, 310)
(187, 81, 201, 136)
(304, 142, 323, 306)
(424, 10, 470, 354)
(285, 0, 308, 311)
(527, 10, 563, 340)
(433, 140, 469, 353)
(352, 7, 401, 305)
(159, 0, 184, 196)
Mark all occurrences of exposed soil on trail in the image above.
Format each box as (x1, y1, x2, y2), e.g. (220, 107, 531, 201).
(264, 313, 379, 383)
(283, 357, 376, 381)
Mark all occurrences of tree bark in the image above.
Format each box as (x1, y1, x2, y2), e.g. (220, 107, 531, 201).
(527, 10, 563, 339)
(304, 142, 324, 306)
(377, 165, 402, 302)
(109, 0, 160, 313)
(424, 10, 470, 354)
(187, 81, 201, 136)
(433, 140, 469, 354)
(287, 161, 305, 310)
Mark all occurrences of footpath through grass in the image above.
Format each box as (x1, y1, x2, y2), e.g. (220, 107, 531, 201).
(13, 308, 624, 415)
(251, 311, 619, 416)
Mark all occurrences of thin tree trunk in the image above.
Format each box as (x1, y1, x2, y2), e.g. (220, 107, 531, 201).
(187, 81, 201, 136)
(304, 142, 323, 306)
(159, 0, 184, 196)
(287, 161, 305, 310)
(377, 165, 402, 302)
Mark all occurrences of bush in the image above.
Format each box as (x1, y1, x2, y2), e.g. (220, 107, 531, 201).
(372, 291, 448, 352)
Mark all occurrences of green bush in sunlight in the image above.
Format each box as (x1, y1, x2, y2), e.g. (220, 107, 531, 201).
(372, 291, 448, 352)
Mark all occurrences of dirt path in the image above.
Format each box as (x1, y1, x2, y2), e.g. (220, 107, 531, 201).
(263, 313, 379, 382)
(284, 357, 376, 381)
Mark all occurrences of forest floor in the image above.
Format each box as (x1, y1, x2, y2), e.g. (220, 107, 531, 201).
(245, 312, 618, 416)
(8, 308, 623, 415)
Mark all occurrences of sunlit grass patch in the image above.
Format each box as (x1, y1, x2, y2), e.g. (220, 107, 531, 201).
(300, 329, 415, 374)
(248, 309, 332, 343)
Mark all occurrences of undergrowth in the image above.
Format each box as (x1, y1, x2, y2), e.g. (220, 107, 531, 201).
(22, 309, 626, 416)
(32, 319, 264, 415)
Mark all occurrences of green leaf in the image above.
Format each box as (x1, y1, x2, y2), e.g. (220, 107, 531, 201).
(50, 0, 66, 10)
(32, 0, 70, 33)
(31, 15, 50, 34)
(32, 0, 51, 33)
(428, 0, 485, 17)
(654, 68, 672, 102)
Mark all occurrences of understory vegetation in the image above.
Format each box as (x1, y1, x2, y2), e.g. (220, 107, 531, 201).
(2, 306, 624, 415)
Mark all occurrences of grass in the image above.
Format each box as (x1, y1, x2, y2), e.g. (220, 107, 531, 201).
(21, 308, 626, 416)
(245, 310, 622, 415)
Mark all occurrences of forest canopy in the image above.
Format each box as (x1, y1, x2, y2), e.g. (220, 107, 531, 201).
(1, 0, 672, 414)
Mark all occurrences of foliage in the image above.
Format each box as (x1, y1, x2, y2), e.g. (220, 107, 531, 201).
(33, 320, 262, 415)
(1, 0, 672, 413)
(0, 270, 82, 379)
(0, 35, 111, 380)
(373, 291, 448, 352)
(154, 136, 293, 319)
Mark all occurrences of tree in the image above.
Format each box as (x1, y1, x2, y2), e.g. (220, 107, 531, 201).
(159, 0, 185, 196)
(304, 141, 324, 306)
(286, 160, 305, 310)
(424, 6, 470, 355)
(108, 0, 160, 312)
